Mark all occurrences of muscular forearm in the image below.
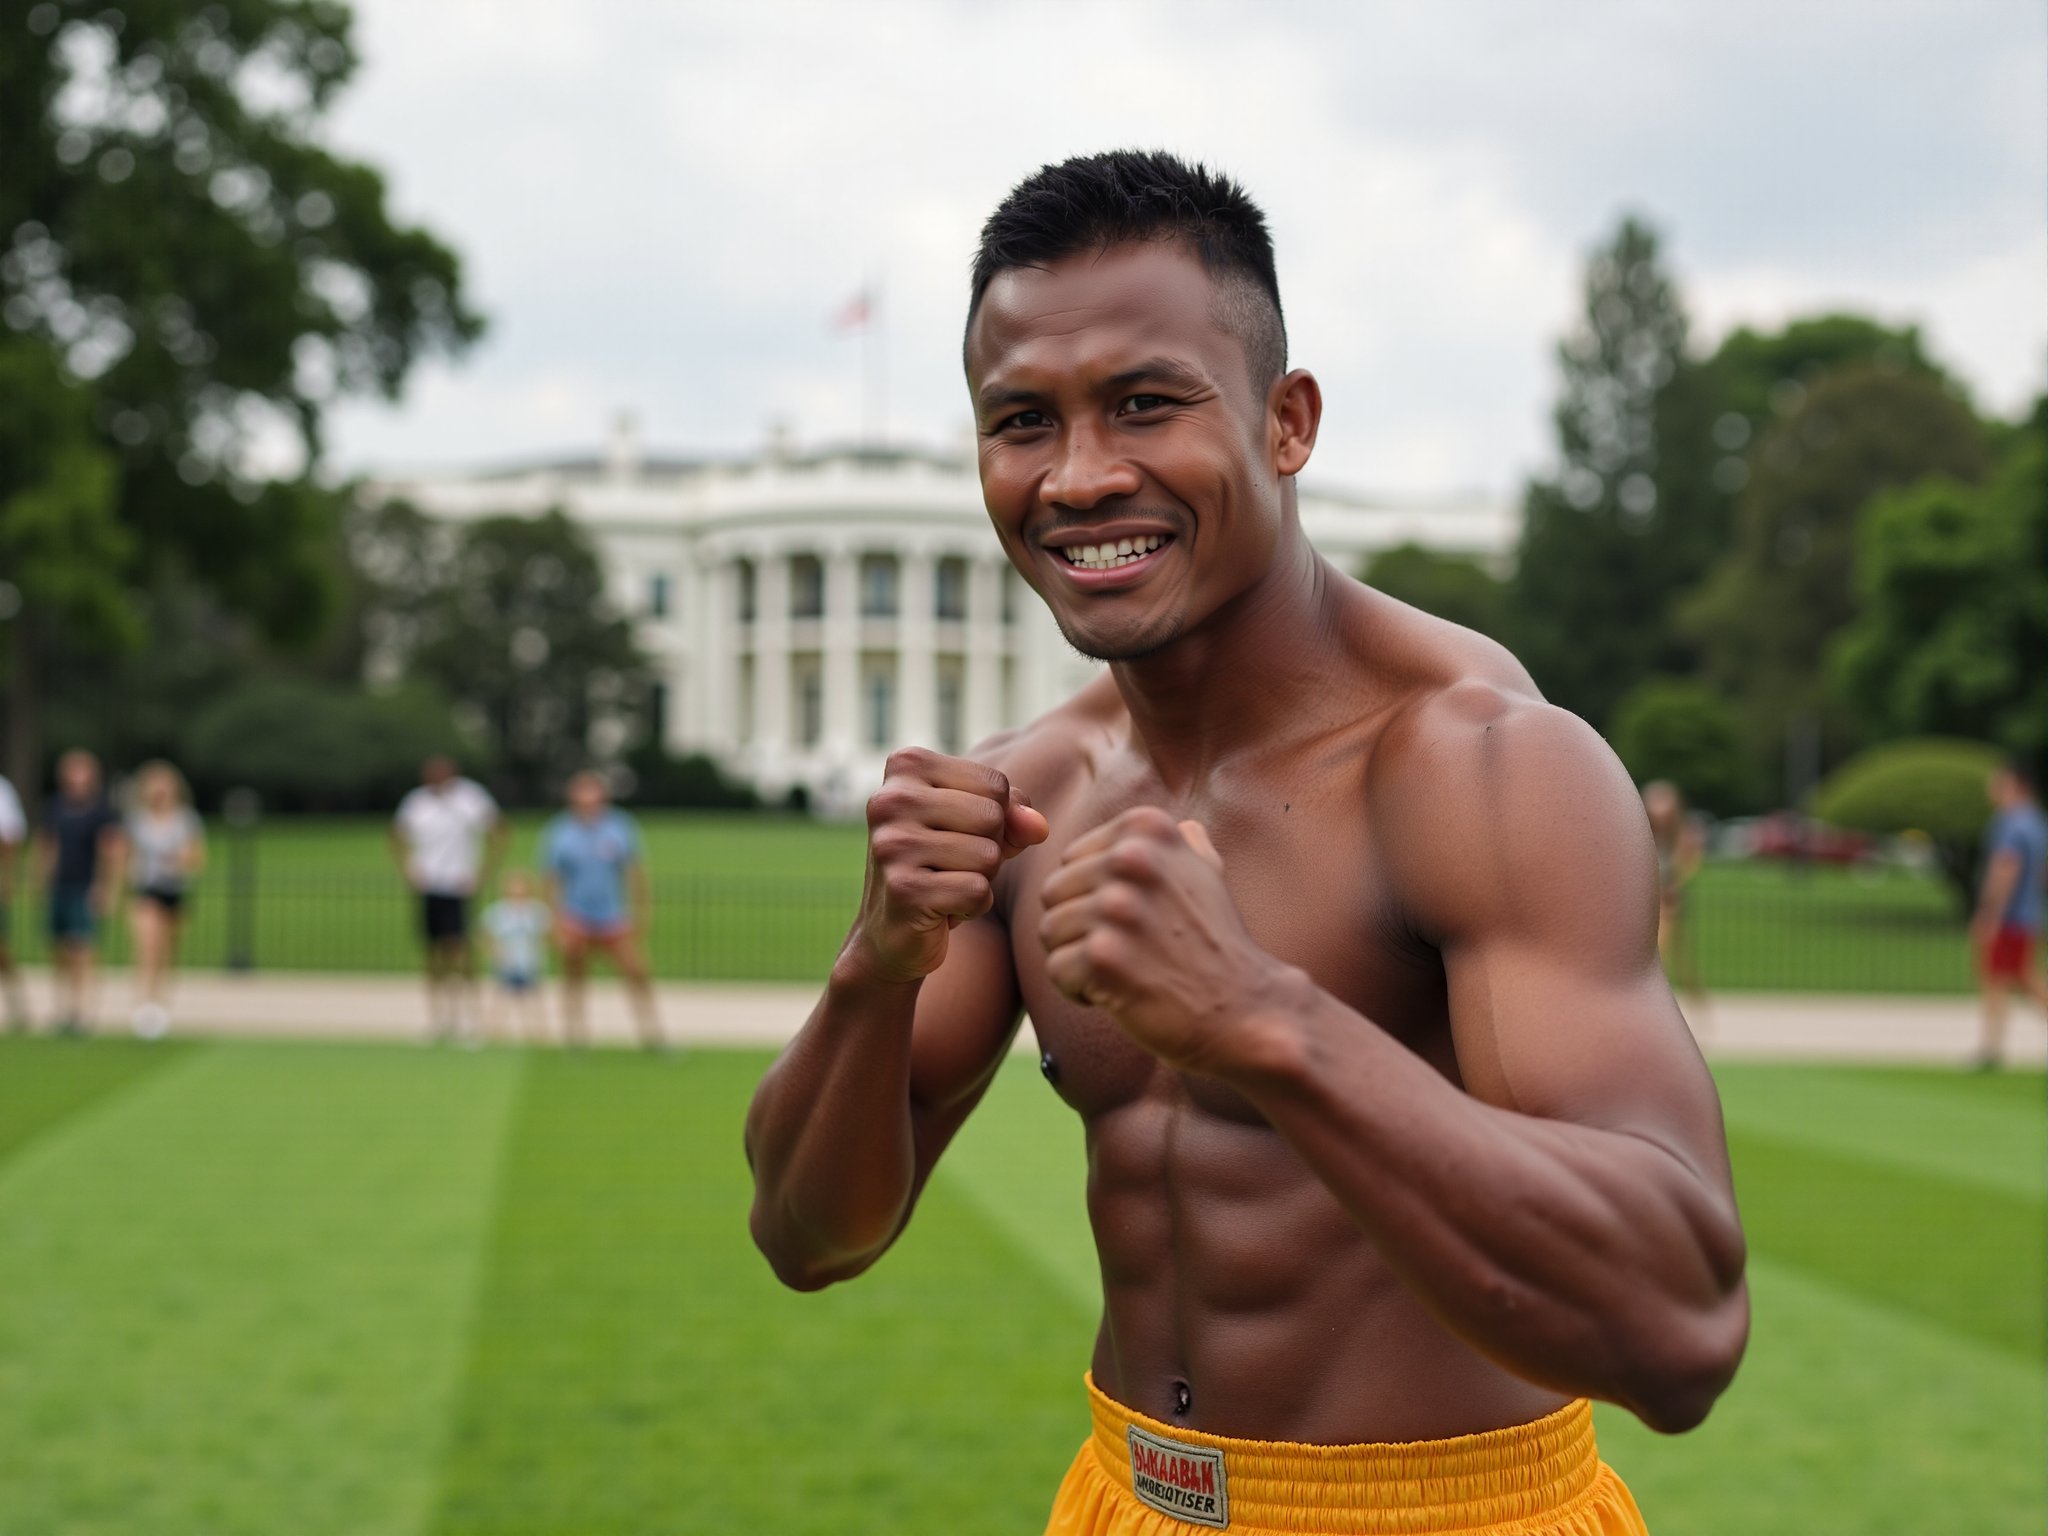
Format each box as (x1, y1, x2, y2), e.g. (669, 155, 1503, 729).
(745, 961, 925, 1289)
(1223, 970, 1748, 1432)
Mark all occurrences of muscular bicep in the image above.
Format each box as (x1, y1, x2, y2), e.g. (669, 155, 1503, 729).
(1391, 695, 1732, 1182)
(1442, 933, 1729, 1186)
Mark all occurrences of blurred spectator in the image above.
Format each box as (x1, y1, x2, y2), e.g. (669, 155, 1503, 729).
(124, 762, 207, 1040)
(36, 751, 125, 1035)
(0, 769, 26, 1030)
(543, 771, 664, 1049)
(390, 756, 505, 1044)
(1643, 780, 1708, 1022)
(481, 871, 552, 1046)
(1972, 758, 2046, 1069)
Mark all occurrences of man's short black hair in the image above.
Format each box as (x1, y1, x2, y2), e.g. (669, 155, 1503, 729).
(966, 150, 1288, 389)
(2004, 753, 2040, 794)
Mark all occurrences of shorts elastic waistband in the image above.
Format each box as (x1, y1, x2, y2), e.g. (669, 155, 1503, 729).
(1086, 1374, 1604, 1533)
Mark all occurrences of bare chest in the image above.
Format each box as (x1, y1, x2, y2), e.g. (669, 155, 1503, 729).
(1003, 764, 1453, 1122)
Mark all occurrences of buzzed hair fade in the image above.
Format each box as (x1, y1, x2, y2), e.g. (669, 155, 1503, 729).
(966, 149, 1289, 391)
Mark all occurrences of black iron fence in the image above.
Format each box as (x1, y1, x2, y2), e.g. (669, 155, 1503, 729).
(3, 871, 860, 983)
(0, 858, 1978, 993)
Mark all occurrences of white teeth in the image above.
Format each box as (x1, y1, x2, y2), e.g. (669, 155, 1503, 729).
(1061, 534, 1170, 570)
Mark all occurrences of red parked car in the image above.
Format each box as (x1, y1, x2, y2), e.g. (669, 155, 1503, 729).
(1745, 812, 1872, 865)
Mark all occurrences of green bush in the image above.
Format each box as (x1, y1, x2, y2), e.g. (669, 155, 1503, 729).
(621, 745, 760, 810)
(1608, 678, 1762, 816)
(182, 679, 479, 812)
(1811, 736, 2002, 908)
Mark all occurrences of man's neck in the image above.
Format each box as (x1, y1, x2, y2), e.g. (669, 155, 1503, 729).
(1107, 525, 1353, 793)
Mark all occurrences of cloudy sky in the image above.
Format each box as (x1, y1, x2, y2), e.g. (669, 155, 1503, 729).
(323, 0, 2046, 498)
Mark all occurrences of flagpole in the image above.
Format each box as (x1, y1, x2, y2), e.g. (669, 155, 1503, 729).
(864, 278, 885, 446)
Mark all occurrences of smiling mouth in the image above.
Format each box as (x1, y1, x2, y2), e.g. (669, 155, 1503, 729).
(1053, 533, 1173, 571)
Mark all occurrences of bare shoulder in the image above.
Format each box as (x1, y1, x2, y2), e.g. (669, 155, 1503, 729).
(968, 669, 1124, 806)
(1371, 673, 1656, 952)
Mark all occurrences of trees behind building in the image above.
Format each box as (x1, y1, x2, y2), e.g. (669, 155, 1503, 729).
(1471, 214, 2042, 815)
(0, 1, 481, 807)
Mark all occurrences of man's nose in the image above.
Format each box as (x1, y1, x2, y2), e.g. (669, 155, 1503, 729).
(1039, 420, 1142, 511)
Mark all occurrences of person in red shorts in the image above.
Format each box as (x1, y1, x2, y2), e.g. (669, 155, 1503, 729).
(1973, 757, 2047, 1069)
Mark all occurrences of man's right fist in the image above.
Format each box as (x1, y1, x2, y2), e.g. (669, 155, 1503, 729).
(844, 747, 1050, 984)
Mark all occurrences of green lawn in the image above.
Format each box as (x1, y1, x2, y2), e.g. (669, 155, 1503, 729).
(0, 1040, 2039, 1534)
(2, 812, 1977, 990)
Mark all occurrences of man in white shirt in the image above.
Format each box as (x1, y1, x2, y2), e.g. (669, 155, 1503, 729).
(390, 756, 504, 1042)
(0, 772, 26, 1030)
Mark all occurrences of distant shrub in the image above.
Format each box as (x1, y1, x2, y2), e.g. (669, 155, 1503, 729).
(1811, 736, 2002, 909)
(623, 745, 761, 810)
(1608, 678, 1762, 817)
(183, 679, 479, 812)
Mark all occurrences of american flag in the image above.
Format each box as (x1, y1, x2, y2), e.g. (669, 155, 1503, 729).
(831, 289, 873, 331)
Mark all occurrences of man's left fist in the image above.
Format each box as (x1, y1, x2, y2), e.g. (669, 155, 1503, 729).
(1038, 807, 1283, 1074)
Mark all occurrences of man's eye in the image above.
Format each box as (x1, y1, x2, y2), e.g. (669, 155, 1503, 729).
(1119, 395, 1171, 414)
(998, 410, 1050, 431)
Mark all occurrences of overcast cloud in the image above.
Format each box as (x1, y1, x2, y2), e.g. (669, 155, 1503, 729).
(322, 0, 2046, 498)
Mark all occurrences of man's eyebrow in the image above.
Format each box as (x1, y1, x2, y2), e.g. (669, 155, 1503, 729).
(976, 358, 1212, 415)
(975, 383, 1043, 414)
(1103, 358, 1211, 393)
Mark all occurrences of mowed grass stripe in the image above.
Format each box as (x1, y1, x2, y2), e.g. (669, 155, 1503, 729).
(1726, 1124, 2042, 1359)
(1849, 1062, 2048, 1112)
(937, 1051, 1099, 1310)
(1713, 1064, 2046, 1202)
(0, 1043, 523, 1536)
(428, 1050, 1088, 1536)
(1596, 1254, 2045, 1536)
(0, 1037, 201, 1167)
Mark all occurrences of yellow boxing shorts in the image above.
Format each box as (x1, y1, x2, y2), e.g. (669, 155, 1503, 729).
(1045, 1374, 1648, 1535)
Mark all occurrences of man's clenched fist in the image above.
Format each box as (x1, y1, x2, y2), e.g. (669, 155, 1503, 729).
(1039, 807, 1287, 1073)
(844, 747, 1049, 985)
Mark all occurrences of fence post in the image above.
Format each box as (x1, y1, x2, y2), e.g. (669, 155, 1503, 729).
(223, 787, 260, 973)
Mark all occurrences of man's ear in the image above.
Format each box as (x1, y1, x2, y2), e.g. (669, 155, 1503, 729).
(1270, 369, 1322, 477)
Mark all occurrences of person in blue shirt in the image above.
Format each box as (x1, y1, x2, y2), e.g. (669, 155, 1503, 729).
(1974, 756, 2047, 1069)
(542, 771, 664, 1048)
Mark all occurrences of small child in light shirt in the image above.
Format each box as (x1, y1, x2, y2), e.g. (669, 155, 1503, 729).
(481, 871, 552, 1044)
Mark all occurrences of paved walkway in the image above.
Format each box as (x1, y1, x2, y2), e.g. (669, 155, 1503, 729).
(6, 966, 2043, 1066)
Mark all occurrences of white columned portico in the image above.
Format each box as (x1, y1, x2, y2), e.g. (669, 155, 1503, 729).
(754, 550, 791, 775)
(371, 440, 1515, 812)
(899, 549, 937, 749)
(697, 558, 730, 753)
(965, 555, 1004, 748)
(823, 546, 859, 756)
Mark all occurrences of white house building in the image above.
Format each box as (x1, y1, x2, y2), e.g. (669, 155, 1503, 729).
(368, 421, 1514, 814)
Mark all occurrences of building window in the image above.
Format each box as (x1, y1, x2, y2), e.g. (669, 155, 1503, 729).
(935, 556, 967, 621)
(647, 571, 671, 619)
(796, 666, 823, 748)
(790, 554, 824, 619)
(936, 662, 963, 755)
(1001, 566, 1019, 625)
(860, 554, 899, 618)
(646, 680, 669, 743)
(737, 655, 755, 741)
(736, 560, 757, 624)
(865, 666, 895, 749)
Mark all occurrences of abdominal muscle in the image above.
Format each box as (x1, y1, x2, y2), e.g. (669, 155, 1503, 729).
(1081, 1088, 1571, 1446)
